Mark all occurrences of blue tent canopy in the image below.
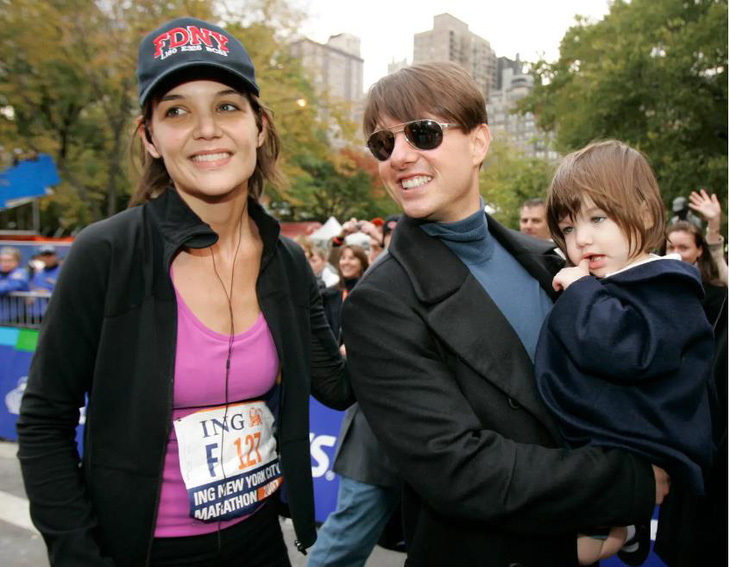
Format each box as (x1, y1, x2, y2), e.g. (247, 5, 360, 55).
(0, 154, 60, 209)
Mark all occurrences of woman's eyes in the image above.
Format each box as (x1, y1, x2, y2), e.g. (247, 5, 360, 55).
(162, 102, 240, 118)
(218, 102, 240, 112)
(561, 226, 574, 235)
(591, 216, 606, 224)
(164, 106, 187, 118)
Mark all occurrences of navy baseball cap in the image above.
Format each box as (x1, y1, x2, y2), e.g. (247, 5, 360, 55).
(137, 17, 259, 106)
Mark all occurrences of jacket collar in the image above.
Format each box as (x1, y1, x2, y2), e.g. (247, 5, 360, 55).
(147, 188, 281, 267)
(389, 212, 561, 304)
(387, 211, 565, 444)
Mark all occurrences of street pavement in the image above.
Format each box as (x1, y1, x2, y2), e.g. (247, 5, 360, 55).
(0, 440, 404, 567)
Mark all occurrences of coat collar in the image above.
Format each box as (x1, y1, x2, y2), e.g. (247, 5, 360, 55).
(388, 212, 565, 444)
(389, 212, 561, 304)
(146, 187, 281, 268)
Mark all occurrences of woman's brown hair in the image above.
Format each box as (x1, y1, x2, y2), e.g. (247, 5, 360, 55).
(336, 244, 369, 285)
(546, 140, 666, 262)
(665, 221, 722, 286)
(129, 91, 282, 206)
(363, 62, 488, 137)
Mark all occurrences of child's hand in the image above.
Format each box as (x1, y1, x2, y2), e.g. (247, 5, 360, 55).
(552, 258, 590, 291)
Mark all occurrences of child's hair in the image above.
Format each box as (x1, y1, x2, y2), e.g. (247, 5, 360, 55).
(363, 62, 487, 137)
(546, 140, 666, 261)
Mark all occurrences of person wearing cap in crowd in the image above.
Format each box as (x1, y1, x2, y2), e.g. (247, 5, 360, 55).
(26, 245, 62, 320)
(31, 245, 62, 294)
(340, 61, 669, 566)
(17, 17, 352, 567)
(0, 246, 30, 324)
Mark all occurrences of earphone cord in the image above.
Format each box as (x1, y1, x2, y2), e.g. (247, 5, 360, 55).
(210, 209, 245, 554)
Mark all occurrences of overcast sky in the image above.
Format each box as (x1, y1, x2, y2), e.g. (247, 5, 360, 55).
(292, 0, 613, 89)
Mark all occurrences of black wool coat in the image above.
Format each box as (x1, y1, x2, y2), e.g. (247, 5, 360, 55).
(342, 213, 656, 567)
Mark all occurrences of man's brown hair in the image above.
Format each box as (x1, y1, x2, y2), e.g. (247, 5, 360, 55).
(363, 62, 487, 137)
(546, 140, 666, 261)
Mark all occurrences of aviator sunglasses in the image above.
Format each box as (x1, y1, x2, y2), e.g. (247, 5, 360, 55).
(367, 119, 458, 161)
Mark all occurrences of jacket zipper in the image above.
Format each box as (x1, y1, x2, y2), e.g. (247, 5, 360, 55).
(145, 251, 178, 566)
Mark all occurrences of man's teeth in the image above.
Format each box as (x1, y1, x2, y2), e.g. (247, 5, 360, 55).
(401, 176, 432, 189)
(192, 152, 229, 162)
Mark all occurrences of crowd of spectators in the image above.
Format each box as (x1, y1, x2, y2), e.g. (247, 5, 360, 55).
(0, 244, 62, 326)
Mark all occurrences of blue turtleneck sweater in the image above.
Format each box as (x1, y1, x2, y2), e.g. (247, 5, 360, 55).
(421, 204, 553, 359)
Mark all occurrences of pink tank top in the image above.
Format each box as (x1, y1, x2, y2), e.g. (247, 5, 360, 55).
(154, 279, 280, 537)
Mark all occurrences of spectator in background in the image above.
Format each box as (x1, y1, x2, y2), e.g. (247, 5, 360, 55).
(0, 246, 30, 324)
(519, 197, 552, 241)
(309, 245, 340, 289)
(665, 221, 727, 326)
(670, 196, 703, 229)
(688, 188, 727, 285)
(382, 214, 401, 250)
(31, 245, 62, 294)
(27, 245, 62, 321)
(321, 245, 368, 344)
(332, 218, 385, 264)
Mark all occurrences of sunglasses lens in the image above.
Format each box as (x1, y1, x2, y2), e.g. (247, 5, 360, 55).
(367, 130, 395, 161)
(405, 120, 443, 150)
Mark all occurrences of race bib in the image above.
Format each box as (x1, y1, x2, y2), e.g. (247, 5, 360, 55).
(174, 401, 282, 522)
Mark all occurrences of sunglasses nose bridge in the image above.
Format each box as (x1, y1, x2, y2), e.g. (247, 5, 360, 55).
(390, 128, 420, 163)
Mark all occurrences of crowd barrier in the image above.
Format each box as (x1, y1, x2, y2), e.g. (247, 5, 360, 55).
(0, 292, 51, 329)
(0, 325, 666, 564)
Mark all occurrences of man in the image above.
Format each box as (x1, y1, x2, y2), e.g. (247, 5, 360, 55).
(0, 246, 30, 323)
(28, 244, 62, 320)
(31, 245, 61, 293)
(341, 62, 668, 567)
(519, 197, 552, 240)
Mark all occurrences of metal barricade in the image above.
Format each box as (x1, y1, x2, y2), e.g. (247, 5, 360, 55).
(0, 291, 51, 329)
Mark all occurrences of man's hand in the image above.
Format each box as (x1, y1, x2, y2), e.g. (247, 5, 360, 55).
(652, 465, 670, 504)
(552, 258, 590, 291)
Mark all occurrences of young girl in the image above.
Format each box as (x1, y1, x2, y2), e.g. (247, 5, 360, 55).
(534, 140, 716, 566)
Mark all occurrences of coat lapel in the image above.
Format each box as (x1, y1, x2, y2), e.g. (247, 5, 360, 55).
(389, 213, 564, 443)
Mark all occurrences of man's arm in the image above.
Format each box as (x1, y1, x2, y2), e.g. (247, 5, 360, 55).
(342, 280, 656, 535)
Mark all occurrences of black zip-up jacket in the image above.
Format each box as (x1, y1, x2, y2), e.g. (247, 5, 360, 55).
(17, 189, 353, 567)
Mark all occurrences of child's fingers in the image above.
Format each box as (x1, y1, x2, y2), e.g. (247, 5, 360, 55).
(577, 257, 591, 274)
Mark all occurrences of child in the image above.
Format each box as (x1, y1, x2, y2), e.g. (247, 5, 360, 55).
(534, 140, 716, 566)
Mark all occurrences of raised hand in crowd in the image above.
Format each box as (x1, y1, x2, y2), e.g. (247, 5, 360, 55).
(689, 188, 723, 244)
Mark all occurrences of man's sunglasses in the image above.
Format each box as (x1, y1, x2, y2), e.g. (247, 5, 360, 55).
(366, 119, 458, 161)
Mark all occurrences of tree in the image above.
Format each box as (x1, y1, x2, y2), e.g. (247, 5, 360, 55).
(479, 140, 556, 229)
(0, 0, 215, 231)
(520, 0, 727, 214)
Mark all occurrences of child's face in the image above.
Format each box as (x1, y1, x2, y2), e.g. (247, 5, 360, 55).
(557, 198, 643, 277)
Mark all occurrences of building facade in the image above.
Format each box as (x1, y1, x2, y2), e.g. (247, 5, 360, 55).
(412, 13, 497, 100)
(289, 34, 364, 126)
(487, 60, 559, 161)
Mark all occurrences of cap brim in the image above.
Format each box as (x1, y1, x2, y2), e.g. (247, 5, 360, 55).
(139, 62, 259, 106)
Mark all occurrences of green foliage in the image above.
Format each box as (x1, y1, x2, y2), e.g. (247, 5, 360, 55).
(0, 0, 383, 231)
(479, 140, 556, 229)
(284, 148, 395, 222)
(520, 0, 728, 217)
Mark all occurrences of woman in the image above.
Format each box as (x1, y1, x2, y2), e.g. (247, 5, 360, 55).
(322, 244, 369, 343)
(666, 220, 727, 326)
(17, 17, 352, 567)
